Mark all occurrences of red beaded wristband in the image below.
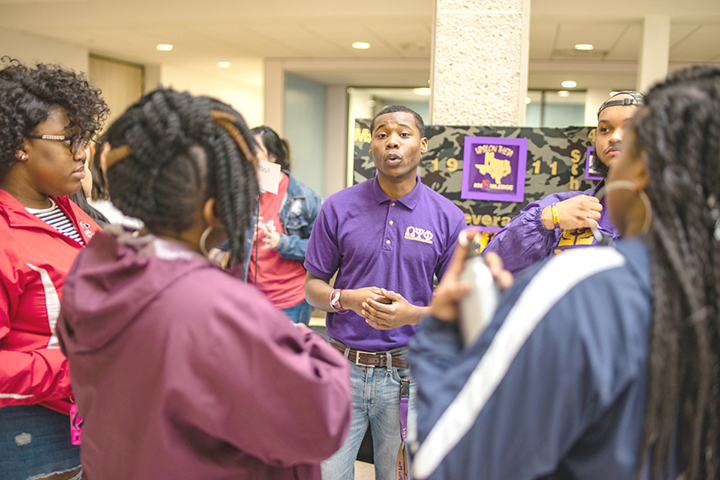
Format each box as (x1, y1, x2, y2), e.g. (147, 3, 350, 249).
(330, 288, 349, 314)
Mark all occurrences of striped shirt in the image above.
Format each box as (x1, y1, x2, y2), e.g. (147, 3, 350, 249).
(27, 199, 84, 246)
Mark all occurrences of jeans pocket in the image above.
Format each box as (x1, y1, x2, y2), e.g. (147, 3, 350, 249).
(391, 366, 414, 384)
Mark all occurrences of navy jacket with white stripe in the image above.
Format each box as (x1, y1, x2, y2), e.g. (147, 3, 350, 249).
(407, 239, 654, 480)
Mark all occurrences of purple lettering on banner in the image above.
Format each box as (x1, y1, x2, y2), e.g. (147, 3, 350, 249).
(461, 136, 528, 202)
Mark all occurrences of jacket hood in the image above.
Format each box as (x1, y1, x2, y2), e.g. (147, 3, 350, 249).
(59, 226, 212, 354)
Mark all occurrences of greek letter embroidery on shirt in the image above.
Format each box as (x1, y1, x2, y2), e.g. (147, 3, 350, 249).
(404, 226, 434, 244)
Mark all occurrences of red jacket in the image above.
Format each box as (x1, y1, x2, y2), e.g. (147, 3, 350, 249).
(0, 189, 100, 415)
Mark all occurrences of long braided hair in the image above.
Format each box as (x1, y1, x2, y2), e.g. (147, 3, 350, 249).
(104, 88, 259, 266)
(635, 65, 720, 479)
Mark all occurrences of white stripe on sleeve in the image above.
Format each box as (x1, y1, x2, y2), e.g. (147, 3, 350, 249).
(27, 264, 62, 349)
(413, 247, 626, 479)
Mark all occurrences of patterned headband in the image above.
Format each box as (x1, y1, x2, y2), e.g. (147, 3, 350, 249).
(597, 91, 645, 118)
(104, 110, 258, 170)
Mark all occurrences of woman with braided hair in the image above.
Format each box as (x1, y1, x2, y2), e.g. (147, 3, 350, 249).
(0, 58, 107, 480)
(56, 88, 351, 480)
(407, 65, 720, 480)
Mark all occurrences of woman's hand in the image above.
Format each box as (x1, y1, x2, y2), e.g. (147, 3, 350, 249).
(258, 219, 281, 249)
(430, 231, 513, 322)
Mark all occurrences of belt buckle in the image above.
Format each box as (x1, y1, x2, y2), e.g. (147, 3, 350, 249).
(354, 350, 376, 368)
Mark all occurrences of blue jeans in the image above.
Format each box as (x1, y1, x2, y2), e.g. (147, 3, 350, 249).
(321, 360, 416, 480)
(282, 299, 314, 325)
(0, 405, 81, 480)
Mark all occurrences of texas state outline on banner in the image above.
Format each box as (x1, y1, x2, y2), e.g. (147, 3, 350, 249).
(352, 120, 598, 245)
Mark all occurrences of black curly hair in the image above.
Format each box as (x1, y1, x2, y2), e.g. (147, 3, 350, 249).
(632, 65, 720, 479)
(0, 57, 109, 178)
(104, 88, 259, 266)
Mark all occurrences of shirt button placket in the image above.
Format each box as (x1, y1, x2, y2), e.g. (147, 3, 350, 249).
(385, 202, 396, 249)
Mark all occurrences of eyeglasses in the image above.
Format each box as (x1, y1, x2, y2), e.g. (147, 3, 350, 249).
(26, 134, 87, 155)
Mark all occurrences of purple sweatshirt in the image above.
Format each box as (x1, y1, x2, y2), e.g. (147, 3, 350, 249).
(483, 181, 619, 276)
(57, 227, 352, 480)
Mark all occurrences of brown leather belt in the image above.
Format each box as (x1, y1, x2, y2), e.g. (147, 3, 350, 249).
(330, 340, 408, 369)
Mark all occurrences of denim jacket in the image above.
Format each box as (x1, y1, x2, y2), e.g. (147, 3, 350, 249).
(241, 171, 323, 282)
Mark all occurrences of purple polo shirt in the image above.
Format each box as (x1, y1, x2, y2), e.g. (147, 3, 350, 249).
(305, 175, 466, 351)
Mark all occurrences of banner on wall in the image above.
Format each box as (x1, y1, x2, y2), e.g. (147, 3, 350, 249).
(461, 136, 528, 202)
(352, 120, 598, 245)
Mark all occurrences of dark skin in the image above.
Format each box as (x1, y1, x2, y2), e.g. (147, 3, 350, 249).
(1, 108, 87, 208)
(606, 123, 651, 237)
(539, 98, 638, 231)
(304, 111, 431, 329)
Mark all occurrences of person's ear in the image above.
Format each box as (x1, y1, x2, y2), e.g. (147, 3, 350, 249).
(420, 137, 428, 155)
(16, 149, 28, 162)
(202, 197, 222, 228)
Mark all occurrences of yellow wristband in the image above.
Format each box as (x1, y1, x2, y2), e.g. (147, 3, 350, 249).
(551, 203, 560, 229)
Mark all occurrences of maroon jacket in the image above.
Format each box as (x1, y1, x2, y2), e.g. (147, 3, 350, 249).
(57, 227, 351, 480)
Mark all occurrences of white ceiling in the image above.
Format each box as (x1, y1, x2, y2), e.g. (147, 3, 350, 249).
(1, 0, 720, 90)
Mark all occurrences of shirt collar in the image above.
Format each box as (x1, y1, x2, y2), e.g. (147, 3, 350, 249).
(371, 175, 423, 210)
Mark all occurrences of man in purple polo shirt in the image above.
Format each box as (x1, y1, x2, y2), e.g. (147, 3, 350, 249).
(305, 105, 466, 480)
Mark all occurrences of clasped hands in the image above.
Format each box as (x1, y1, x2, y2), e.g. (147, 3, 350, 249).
(343, 287, 421, 330)
(257, 216, 281, 250)
(349, 231, 514, 328)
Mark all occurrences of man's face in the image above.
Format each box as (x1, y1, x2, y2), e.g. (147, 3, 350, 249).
(368, 111, 427, 184)
(596, 97, 638, 168)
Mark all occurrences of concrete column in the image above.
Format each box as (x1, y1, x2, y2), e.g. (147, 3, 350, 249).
(584, 88, 612, 126)
(637, 15, 670, 93)
(324, 85, 348, 198)
(430, 0, 531, 126)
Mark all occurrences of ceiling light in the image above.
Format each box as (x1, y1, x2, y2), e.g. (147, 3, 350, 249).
(574, 44, 594, 51)
(610, 91, 620, 96)
(156, 44, 173, 51)
(352, 42, 371, 50)
(561, 80, 577, 88)
(557, 90, 570, 97)
(217, 62, 231, 68)
(413, 88, 431, 96)
(525, 97, 531, 104)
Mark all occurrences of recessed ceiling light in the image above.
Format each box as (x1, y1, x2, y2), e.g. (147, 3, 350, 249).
(156, 44, 173, 51)
(557, 90, 570, 97)
(352, 42, 371, 50)
(217, 62, 231, 68)
(561, 80, 577, 88)
(413, 88, 431, 96)
(525, 97, 532, 104)
(574, 44, 594, 51)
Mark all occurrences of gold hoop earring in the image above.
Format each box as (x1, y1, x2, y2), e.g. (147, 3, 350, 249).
(605, 180, 652, 235)
(199, 226, 213, 257)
